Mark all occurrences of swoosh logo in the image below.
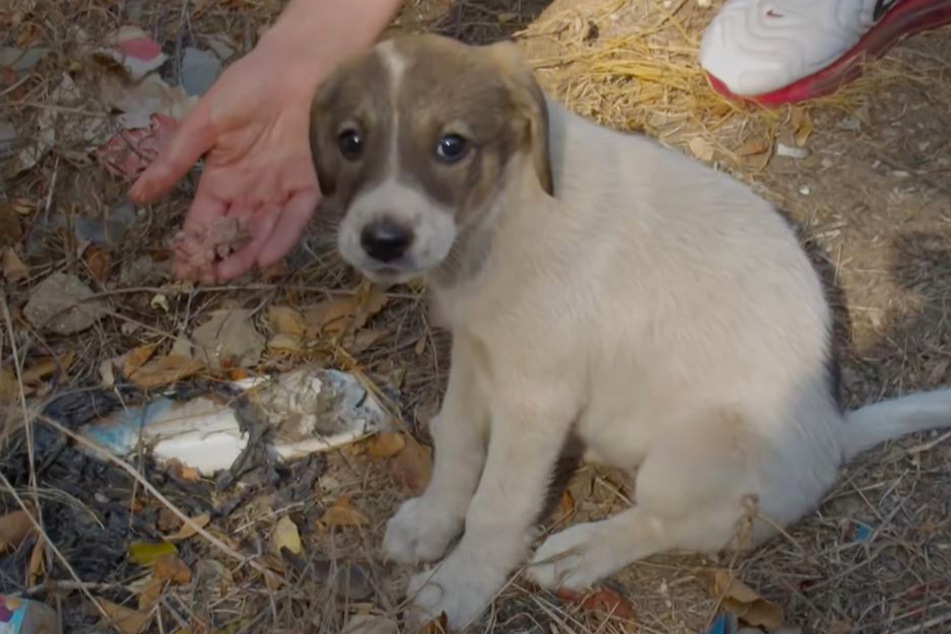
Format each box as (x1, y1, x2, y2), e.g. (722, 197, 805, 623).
(873, 0, 900, 22)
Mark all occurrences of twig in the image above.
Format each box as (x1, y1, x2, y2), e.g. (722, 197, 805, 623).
(892, 611, 951, 634)
(38, 415, 283, 582)
(0, 471, 110, 622)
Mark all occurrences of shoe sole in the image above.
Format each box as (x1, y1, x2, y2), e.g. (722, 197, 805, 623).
(705, 0, 951, 106)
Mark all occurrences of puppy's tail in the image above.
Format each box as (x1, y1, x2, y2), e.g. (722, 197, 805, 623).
(843, 388, 951, 461)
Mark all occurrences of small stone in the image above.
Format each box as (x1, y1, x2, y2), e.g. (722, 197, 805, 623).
(798, 185, 811, 196)
(181, 48, 222, 96)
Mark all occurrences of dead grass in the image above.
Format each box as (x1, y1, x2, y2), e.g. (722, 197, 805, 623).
(1, 0, 950, 633)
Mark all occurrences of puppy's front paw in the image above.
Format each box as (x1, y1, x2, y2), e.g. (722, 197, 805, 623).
(406, 550, 505, 630)
(527, 522, 614, 591)
(383, 496, 463, 564)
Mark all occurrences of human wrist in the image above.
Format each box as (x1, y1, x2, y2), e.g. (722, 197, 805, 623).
(258, 0, 402, 86)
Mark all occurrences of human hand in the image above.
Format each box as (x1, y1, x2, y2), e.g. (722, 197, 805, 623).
(128, 37, 323, 283)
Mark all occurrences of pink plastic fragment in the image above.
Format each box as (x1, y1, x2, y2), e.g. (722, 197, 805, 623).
(94, 113, 178, 179)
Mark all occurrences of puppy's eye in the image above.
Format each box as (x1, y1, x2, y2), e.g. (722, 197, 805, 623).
(338, 129, 364, 160)
(435, 134, 469, 164)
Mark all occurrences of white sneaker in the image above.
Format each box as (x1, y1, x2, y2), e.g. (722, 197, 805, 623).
(699, 0, 951, 104)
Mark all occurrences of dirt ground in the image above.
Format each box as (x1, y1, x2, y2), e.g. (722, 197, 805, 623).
(1, 1, 950, 633)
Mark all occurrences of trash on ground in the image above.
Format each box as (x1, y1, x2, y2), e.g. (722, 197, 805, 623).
(700, 569, 784, 630)
(94, 113, 180, 179)
(81, 366, 392, 475)
(23, 271, 108, 335)
(0, 595, 60, 634)
(93, 26, 166, 81)
(181, 47, 221, 96)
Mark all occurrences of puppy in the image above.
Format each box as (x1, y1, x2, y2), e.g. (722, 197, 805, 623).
(309, 34, 951, 629)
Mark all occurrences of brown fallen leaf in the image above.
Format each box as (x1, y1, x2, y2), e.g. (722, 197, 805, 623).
(558, 489, 575, 520)
(135, 576, 163, 611)
(122, 344, 158, 375)
(0, 510, 34, 551)
(162, 513, 210, 542)
(27, 534, 45, 587)
(414, 335, 427, 356)
(702, 569, 784, 629)
(268, 333, 302, 353)
(154, 553, 191, 585)
(2, 247, 27, 282)
(127, 354, 203, 389)
(556, 586, 635, 619)
(365, 431, 407, 459)
(84, 245, 112, 283)
(419, 612, 448, 634)
(792, 108, 814, 147)
(100, 599, 150, 634)
(268, 305, 305, 337)
(272, 515, 302, 555)
(306, 282, 388, 337)
(737, 139, 770, 157)
(0, 351, 75, 402)
(392, 437, 433, 495)
(688, 136, 715, 162)
(322, 496, 369, 528)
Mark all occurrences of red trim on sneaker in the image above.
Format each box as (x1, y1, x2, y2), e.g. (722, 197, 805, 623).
(705, 0, 951, 106)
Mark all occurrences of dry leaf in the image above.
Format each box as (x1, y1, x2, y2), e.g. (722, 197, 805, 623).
(558, 489, 575, 520)
(792, 108, 814, 147)
(392, 437, 433, 495)
(127, 354, 203, 389)
(28, 534, 45, 586)
(0, 352, 75, 402)
(0, 510, 34, 551)
(322, 496, 369, 527)
(273, 515, 302, 555)
(128, 541, 177, 567)
(154, 554, 192, 584)
(557, 587, 635, 619)
(414, 335, 427, 356)
(2, 248, 27, 282)
(136, 576, 163, 611)
(268, 333, 302, 353)
(346, 328, 386, 354)
(84, 245, 112, 282)
(268, 305, 305, 337)
(163, 513, 210, 542)
(366, 431, 406, 459)
(703, 569, 784, 629)
(737, 139, 770, 156)
(306, 283, 388, 337)
(419, 612, 448, 634)
(688, 136, 715, 162)
(122, 344, 158, 375)
(100, 599, 150, 634)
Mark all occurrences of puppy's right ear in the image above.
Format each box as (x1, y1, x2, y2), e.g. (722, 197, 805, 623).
(309, 77, 342, 198)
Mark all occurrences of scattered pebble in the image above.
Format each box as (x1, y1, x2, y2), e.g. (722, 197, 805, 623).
(775, 143, 810, 159)
(181, 47, 222, 96)
(799, 185, 811, 196)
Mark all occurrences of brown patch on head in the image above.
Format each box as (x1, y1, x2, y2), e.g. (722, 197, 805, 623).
(309, 51, 392, 200)
(389, 35, 553, 224)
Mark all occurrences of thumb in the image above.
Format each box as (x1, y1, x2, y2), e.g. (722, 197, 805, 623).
(128, 106, 217, 203)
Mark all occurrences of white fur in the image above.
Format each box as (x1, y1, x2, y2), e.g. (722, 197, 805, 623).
(363, 52, 951, 630)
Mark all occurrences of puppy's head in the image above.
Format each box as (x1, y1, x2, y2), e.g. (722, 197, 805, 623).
(310, 34, 552, 284)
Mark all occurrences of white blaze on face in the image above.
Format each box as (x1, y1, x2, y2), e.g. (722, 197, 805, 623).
(336, 41, 459, 281)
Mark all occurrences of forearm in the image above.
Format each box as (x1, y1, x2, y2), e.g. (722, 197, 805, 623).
(260, 0, 404, 84)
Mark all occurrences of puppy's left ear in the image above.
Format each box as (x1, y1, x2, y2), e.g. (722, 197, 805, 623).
(488, 40, 554, 196)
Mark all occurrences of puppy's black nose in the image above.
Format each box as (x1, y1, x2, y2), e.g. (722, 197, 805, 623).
(360, 218, 413, 263)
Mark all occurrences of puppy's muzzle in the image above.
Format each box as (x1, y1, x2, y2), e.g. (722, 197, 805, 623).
(360, 217, 415, 263)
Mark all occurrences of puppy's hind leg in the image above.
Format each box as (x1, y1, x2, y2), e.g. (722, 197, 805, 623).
(528, 410, 767, 591)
